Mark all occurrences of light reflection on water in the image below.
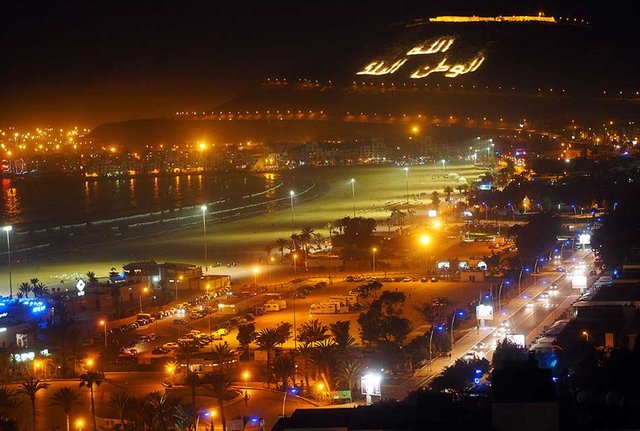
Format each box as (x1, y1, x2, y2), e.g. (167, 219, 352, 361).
(0, 173, 273, 227)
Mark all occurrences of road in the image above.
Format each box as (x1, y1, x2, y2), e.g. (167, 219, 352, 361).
(10, 372, 316, 431)
(406, 249, 593, 390)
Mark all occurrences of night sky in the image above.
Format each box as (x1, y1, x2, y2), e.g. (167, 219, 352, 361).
(0, 0, 637, 127)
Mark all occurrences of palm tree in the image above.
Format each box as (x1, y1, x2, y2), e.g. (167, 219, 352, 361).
(297, 319, 328, 346)
(50, 387, 80, 431)
(310, 340, 339, 391)
(255, 328, 279, 370)
(17, 376, 50, 431)
(79, 370, 104, 431)
(29, 278, 39, 288)
(0, 386, 21, 425)
(184, 372, 201, 406)
(335, 359, 361, 401)
(18, 282, 32, 298)
(326, 222, 335, 241)
(108, 391, 130, 428)
(205, 371, 231, 431)
(263, 244, 272, 264)
(299, 226, 315, 268)
(297, 344, 314, 393)
(275, 238, 288, 263)
(145, 391, 176, 431)
(273, 354, 296, 390)
(32, 282, 49, 298)
(444, 186, 453, 201)
(172, 403, 201, 431)
(212, 342, 234, 371)
(86, 271, 98, 285)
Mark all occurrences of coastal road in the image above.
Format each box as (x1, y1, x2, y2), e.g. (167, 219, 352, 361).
(406, 249, 593, 390)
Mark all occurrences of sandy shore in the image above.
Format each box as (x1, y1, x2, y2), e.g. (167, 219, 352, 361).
(1, 163, 482, 294)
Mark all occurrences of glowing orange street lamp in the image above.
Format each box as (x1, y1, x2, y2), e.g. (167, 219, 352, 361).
(99, 319, 107, 348)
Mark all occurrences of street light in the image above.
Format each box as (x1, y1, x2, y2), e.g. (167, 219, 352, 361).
(289, 190, 295, 234)
(429, 323, 445, 371)
(252, 266, 260, 285)
(243, 370, 250, 386)
(75, 418, 85, 431)
(85, 358, 95, 369)
(403, 167, 409, 205)
(99, 319, 107, 348)
(450, 310, 465, 346)
(349, 178, 356, 217)
(282, 385, 299, 417)
(372, 247, 377, 272)
(165, 362, 176, 376)
(208, 409, 216, 431)
(201, 205, 208, 273)
(420, 234, 431, 275)
(2, 225, 12, 299)
(292, 253, 298, 274)
(139, 287, 148, 313)
(582, 331, 589, 342)
(441, 159, 446, 172)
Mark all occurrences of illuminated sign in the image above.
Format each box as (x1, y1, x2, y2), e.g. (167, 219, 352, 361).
(506, 334, 526, 348)
(572, 275, 587, 289)
(578, 234, 591, 245)
(361, 373, 382, 396)
(76, 279, 86, 297)
(411, 56, 485, 79)
(476, 304, 494, 320)
(437, 261, 450, 270)
(479, 183, 491, 191)
(357, 59, 407, 76)
(407, 37, 455, 56)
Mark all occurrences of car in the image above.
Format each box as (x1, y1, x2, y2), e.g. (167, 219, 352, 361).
(173, 318, 188, 325)
(556, 266, 565, 272)
(549, 283, 559, 290)
(463, 351, 476, 361)
(474, 342, 486, 350)
(403, 277, 412, 282)
(432, 297, 450, 307)
(152, 346, 169, 355)
(430, 277, 439, 282)
(421, 277, 428, 283)
(526, 302, 535, 309)
(163, 342, 179, 350)
(500, 320, 511, 329)
(538, 292, 550, 301)
(345, 276, 355, 282)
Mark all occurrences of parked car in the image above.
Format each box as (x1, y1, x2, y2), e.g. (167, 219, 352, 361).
(152, 346, 169, 355)
(173, 318, 188, 325)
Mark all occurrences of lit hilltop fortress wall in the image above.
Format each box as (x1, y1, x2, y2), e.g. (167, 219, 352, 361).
(356, 16, 557, 79)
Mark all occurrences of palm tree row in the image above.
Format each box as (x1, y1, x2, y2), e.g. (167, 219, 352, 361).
(18, 278, 50, 299)
(251, 319, 360, 397)
(273, 226, 324, 266)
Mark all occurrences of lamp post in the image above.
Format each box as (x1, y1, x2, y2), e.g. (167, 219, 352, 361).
(372, 247, 377, 272)
(349, 178, 356, 217)
(293, 253, 298, 274)
(282, 386, 299, 417)
(420, 234, 431, 275)
(209, 409, 216, 431)
(201, 205, 208, 273)
(428, 324, 444, 371)
(2, 225, 12, 299)
(582, 331, 589, 342)
(75, 419, 85, 431)
(450, 310, 464, 347)
(243, 371, 250, 387)
(99, 320, 107, 348)
(252, 267, 259, 285)
(139, 287, 148, 313)
(289, 190, 295, 234)
(441, 159, 446, 172)
(404, 167, 409, 205)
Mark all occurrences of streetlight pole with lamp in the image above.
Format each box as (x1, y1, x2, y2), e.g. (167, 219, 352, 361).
(139, 287, 148, 313)
(349, 178, 356, 217)
(292, 253, 298, 274)
(2, 225, 12, 299)
(289, 190, 295, 234)
(420, 234, 431, 276)
(441, 159, 446, 172)
(200, 205, 208, 273)
(429, 323, 445, 371)
(450, 310, 465, 347)
(403, 167, 409, 205)
(372, 247, 377, 272)
(99, 320, 107, 348)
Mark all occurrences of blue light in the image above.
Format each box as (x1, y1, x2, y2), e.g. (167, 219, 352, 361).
(483, 294, 490, 299)
(288, 385, 299, 395)
(457, 311, 465, 316)
(552, 377, 559, 383)
(250, 417, 259, 424)
(475, 369, 482, 375)
(504, 280, 511, 285)
(549, 358, 558, 367)
(474, 378, 480, 384)
(436, 324, 445, 332)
